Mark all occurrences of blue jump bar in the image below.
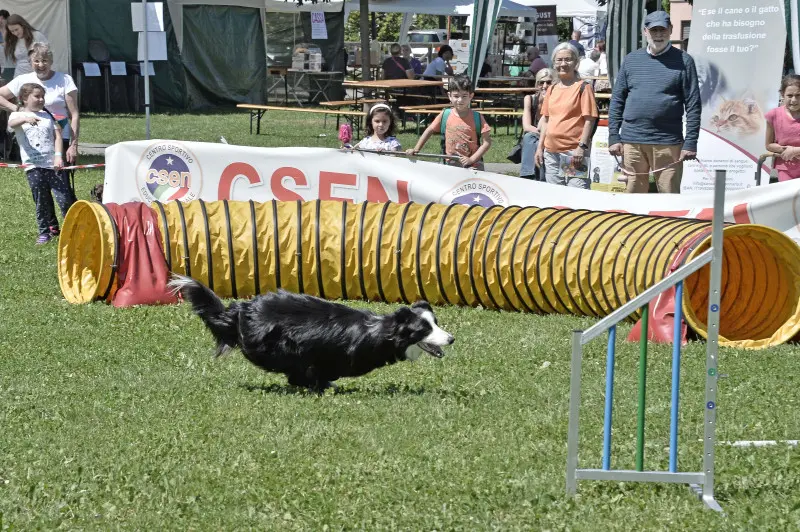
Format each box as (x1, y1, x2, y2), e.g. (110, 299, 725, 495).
(602, 325, 616, 470)
(669, 281, 684, 472)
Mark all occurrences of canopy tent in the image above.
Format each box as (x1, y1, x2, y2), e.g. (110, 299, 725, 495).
(512, 0, 605, 19)
(343, 0, 535, 18)
(167, 0, 345, 51)
(468, 0, 503, 87)
(2, 0, 71, 74)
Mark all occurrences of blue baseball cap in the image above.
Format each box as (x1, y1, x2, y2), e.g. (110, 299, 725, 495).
(643, 11, 671, 29)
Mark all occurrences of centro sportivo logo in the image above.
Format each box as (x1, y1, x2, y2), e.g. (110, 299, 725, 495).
(440, 178, 509, 208)
(136, 141, 203, 203)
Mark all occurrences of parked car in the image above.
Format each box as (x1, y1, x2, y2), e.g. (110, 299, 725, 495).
(407, 29, 448, 60)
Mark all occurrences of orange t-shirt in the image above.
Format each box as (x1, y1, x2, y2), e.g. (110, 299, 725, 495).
(541, 82, 598, 153)
(430, 108, 491, 164)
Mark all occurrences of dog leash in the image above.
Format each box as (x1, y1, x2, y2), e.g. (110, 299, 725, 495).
(612, 155, 715, 182)
(0, 161, 105, 170)
(612, 155, 685, 176)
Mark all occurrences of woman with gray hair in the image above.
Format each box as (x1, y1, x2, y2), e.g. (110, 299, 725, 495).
(534, 42, 598, 188)
(1, 42, 80, 165)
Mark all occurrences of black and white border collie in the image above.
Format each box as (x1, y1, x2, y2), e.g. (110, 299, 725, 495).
(168, 275, 455, 392)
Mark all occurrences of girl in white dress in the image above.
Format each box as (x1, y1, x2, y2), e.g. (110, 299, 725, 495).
(355, 103, 402, 152)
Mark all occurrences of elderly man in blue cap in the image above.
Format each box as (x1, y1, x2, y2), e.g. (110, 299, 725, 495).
(607, 11, 701, 193)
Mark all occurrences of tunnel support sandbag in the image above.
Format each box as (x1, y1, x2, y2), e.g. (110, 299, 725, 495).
(58, 199, 800, 349)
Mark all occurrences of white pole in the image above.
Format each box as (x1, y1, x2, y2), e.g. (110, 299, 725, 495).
(142, 0, 151, 139)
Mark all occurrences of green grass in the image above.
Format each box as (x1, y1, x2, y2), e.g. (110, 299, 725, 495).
(78, 110, 519, 163)
(1, 113, 800, 529)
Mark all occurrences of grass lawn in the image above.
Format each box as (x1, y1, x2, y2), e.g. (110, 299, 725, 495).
(1, 111, 799, 529)
(78, 109, 520, 163)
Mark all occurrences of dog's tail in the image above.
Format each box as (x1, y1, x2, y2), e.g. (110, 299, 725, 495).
(168, 274, 239, 356)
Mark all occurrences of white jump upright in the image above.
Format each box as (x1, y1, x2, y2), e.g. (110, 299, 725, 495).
(565, 169, 726, 512)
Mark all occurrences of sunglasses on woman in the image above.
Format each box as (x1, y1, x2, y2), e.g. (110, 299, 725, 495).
(537, 79, 553, 86)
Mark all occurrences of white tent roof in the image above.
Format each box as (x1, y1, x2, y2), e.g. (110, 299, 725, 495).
(344, 0, 536, 18)
(512, 0, 604, 19)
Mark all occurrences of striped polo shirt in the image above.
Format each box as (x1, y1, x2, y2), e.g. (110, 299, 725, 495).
(607, 46, 702, 151)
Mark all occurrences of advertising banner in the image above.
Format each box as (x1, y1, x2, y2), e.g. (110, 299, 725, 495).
(684, 0, 786, 192)
(104, 140, 800, 243)
(534, 6, 558, 63)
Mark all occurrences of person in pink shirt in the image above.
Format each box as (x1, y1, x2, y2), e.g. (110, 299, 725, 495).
(765, 75, 800, 181)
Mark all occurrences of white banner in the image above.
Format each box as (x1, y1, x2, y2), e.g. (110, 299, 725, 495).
(684, 0, 786, 192)
(104, 140, 800, 243)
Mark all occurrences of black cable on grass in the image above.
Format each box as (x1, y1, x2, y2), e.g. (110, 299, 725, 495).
(223, 200, 238, 299)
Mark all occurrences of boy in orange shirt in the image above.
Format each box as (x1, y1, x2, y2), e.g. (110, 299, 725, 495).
(407, 75, 492, 170)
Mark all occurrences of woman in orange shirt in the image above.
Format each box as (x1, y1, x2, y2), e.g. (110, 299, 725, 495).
(535, 42, 598, 188)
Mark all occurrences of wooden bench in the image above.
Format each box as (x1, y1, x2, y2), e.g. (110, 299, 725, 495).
(237, 104, 366, 135)
(319, 98, 392, 108)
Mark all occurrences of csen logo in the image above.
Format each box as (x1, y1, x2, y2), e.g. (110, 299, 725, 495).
(135, 141, 203, 203)
(440, 178, 509, 208)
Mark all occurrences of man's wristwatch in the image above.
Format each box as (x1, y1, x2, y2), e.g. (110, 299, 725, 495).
(578, 142, 589, 150)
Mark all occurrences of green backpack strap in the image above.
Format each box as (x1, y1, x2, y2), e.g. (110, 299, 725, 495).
(440, 108, 451, 154)
(473, 110, 482, 146)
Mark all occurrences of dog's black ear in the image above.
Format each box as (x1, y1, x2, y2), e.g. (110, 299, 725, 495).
(394, 306, 417, 323)
(411, 301, 433, 312)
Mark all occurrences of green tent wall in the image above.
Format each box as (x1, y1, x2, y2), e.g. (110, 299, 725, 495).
(69, 0, 344, 111)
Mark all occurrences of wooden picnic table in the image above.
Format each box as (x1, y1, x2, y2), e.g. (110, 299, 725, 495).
(343, 79, 444, 90)
(473, 87, 538, 94)
(478, 76, 528, 85)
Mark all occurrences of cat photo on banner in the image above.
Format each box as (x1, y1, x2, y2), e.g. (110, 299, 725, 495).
(683, 0, 787, 191)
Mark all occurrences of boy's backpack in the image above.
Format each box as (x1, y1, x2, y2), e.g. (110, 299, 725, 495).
(545, 81, 600, 141)
(440, 108, 483, 156)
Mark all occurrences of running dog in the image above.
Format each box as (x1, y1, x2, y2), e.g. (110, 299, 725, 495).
(169, 275, 455, 392)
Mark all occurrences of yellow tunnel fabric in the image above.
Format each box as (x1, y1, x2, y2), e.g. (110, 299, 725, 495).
(58, 199, 800, 349)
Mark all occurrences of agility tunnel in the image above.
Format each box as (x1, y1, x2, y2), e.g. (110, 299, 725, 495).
(58, 199, 800, 349)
